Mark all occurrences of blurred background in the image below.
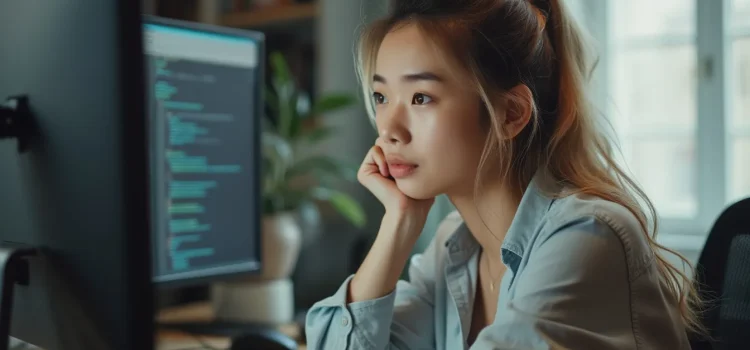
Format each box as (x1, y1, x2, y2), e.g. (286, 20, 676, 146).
(147, 0, 750, 317)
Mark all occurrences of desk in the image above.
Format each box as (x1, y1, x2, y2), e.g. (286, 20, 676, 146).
(156, 302, 306, 350)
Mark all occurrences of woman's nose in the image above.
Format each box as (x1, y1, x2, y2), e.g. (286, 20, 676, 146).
(378, 105, 411, 145)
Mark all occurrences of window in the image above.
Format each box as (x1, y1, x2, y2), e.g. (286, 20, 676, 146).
(576, 0, 750, 237)
(611, 0, 697, 219)
(730, 0, 750, 201)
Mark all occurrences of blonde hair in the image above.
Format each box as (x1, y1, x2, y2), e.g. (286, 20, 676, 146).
(355, 0, 704, 334)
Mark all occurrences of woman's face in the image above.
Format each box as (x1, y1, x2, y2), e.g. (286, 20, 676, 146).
(373, 23, 489, 200)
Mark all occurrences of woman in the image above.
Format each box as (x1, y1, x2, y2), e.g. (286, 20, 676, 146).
(306, 0, 700, 348)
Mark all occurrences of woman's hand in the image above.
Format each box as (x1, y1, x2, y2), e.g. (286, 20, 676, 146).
(357, 145, 435, 236)
(349, 145, 436, 303)
(358, 145, 435, 211)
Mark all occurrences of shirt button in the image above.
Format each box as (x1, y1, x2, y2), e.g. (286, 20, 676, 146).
(341, 316, 350, 327)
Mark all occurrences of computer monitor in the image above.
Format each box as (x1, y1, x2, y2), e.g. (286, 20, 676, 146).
(0, 3, 266, 349)
(143, 17, 300, 349)
(144, 17, 297, 349)
(143, 16, 264, 287)
(0, 1, 152, 350)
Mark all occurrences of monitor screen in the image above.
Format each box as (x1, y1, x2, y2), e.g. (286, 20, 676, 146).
(144, 19, 263, 285)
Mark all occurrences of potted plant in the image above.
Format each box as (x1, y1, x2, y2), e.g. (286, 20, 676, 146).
(261, 51, 366, 230)
(211, 52, 366, 325)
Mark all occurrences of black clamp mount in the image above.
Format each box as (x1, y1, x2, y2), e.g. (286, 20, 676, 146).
(0, 95, 34, 153)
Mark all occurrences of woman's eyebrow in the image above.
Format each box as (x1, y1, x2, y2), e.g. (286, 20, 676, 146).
(373, 71, 444, 84)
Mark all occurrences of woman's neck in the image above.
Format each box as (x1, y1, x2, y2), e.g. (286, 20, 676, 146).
(448, 180, 521, 266)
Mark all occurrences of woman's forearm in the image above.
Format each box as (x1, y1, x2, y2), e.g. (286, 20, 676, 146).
(348, 211, 424, 303)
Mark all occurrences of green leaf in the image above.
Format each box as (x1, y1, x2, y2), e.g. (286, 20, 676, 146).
(329, 191, 366, 228)
(275, 85, 296, 139)
(264, 86, 279, 119)
(270, 51, 291, 84)
(261, 132, 294, 197)
(310, 94, 355, 117)
(268, 52, 300, 139)
(263, 196, 277, 214)
(309, 187, 366, 228)
(287, 156, 357, 182)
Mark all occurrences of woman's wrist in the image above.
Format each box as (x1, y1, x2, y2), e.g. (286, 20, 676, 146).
(372, 219, 418, 263)
(381, 209, 429, 243)
(347, 210, 430, 303)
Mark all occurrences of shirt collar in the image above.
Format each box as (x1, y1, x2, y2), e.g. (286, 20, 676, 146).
(444, 221, 478, 265)
(443, 171, 562, 265)
(501, 171, 561, 257)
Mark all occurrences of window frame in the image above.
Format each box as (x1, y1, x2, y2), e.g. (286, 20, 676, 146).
(727, 3, 750, 202)
(575, 0, 740, 246)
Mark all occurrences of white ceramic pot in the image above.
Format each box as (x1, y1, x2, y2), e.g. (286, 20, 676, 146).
(256, 212, 303, 281)
(211, 212, 302, 324)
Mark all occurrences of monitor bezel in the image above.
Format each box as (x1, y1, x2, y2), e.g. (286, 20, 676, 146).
(143, 15, 265, 289)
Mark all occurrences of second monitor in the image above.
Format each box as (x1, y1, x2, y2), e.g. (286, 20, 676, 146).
(143, 17, 264, 287)
(146, 16, 299, 350)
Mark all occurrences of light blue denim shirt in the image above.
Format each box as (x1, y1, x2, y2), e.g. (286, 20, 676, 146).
(305, 175, 690, 349)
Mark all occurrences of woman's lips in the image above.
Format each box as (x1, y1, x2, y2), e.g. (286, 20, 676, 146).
(388, 163, 418, 178)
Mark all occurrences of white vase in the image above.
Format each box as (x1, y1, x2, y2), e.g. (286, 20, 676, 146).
(211, 212, 302, 325)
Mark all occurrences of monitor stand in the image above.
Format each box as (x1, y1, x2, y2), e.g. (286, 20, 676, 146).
(158, 320, 299, 350)
(0, 244, 36, 350)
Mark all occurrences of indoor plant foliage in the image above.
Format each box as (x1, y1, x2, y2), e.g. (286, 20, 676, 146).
(262, 51, 366, 229)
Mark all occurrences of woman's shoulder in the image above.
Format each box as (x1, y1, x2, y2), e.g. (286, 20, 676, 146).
(546, 191, 644, 234)
(541, 191, 656, 280)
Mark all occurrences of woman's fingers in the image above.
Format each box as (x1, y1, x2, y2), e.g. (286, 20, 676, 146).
(371, 145, 390, 177)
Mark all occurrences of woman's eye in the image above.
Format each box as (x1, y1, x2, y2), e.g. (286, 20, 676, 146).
(373, 92, 387, 104)
(412, 93, 433, 105)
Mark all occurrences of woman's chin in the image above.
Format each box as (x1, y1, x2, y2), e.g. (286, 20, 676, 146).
(395, 179, 440, 201)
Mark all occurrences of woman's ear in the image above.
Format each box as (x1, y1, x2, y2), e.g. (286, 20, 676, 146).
(493, 84, 533, 140)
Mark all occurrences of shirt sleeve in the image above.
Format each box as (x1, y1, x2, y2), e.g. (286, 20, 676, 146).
(305, 213, 461, 350)
(471, 215, 644, 350)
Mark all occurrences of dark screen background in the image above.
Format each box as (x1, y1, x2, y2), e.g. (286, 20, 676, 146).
(146, 43, 260, 281)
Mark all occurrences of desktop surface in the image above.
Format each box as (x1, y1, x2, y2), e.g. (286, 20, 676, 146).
(156, 302, 305, 350)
